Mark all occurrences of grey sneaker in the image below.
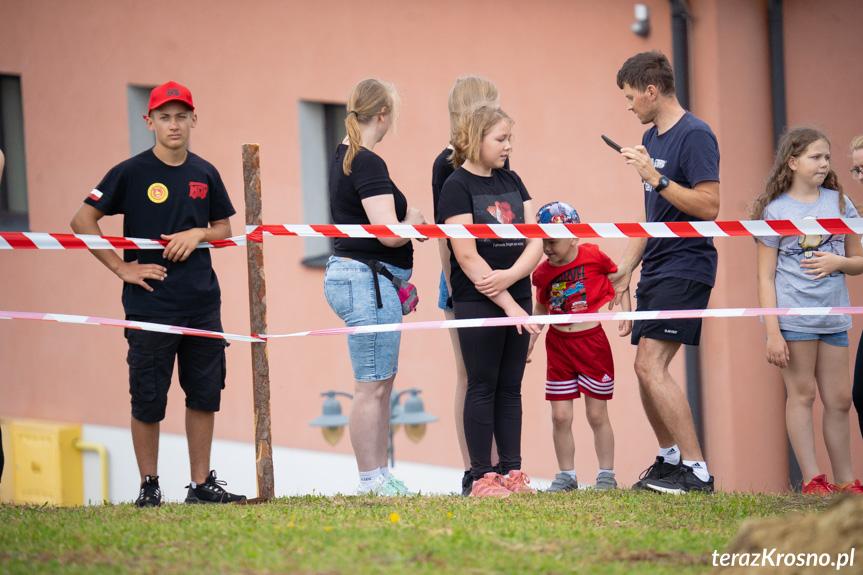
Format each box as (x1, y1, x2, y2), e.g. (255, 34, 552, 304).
(546, 473, 578, 493)
(595, 471, 618, 490)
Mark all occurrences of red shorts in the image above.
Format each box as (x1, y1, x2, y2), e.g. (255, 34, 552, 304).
(545, 324, 614, 401)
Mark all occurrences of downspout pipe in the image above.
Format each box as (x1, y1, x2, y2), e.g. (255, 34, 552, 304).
(668, 0, 705, 447)
(767, 0, 801, 490)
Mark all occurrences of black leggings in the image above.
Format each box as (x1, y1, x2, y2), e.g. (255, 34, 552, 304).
(854, 331, 863, 442)
(455, 297, 531, 480)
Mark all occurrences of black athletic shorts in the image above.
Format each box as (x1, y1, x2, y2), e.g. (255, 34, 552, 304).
(631, 277, 712, 347)
(125, 309, 227, 423)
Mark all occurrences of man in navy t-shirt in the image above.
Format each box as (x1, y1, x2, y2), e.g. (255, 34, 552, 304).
(71, 82, 245, 507)
(609, 52, 720, 494)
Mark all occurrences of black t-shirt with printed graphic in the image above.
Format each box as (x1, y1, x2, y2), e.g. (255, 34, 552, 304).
(437, 167, 532, 302)
(84, 149, 236, 316)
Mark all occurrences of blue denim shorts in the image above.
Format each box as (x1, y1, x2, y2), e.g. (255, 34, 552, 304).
(780, 329, 849, 347)
(324, 256, 412, 381)
(438, 270, 453, 311)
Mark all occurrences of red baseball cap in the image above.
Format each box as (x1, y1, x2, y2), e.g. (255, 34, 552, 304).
(146, 81, 195, 115)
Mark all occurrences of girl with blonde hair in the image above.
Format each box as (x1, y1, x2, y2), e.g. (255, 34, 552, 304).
(431, 76, 503, 495)
(437, 104, 542, 498)
(324, 78, 426, 495)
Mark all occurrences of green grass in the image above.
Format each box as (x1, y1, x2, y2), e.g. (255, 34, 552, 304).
(0, 491, 830, 574)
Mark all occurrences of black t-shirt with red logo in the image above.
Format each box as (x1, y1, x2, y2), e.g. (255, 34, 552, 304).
(84, 148, 236, 316)
(437, 167, 532, 302)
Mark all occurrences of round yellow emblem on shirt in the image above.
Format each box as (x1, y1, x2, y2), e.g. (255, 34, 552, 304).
(147, 183, 169, 204)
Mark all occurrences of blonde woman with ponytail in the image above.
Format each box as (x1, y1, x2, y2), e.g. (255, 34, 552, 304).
(323, 78, 426, 495)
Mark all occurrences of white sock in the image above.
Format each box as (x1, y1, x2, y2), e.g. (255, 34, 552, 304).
(683, 460, 710, 482)
(378, 467, 391, 480)
(359, 468, 383, 489)
(659, 445, 681, 465)
(598, 469, 614, 476)
(560, 469, 577, 481)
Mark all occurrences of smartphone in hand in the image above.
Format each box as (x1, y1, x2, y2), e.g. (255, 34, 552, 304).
(601, 135, 622, 153)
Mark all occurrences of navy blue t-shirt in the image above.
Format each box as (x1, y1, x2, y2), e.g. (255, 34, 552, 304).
(330, 144, 413, 269)
(640, 112, 720, 286)
(85, 149, 236, 316)
(437, 167, 532, 302)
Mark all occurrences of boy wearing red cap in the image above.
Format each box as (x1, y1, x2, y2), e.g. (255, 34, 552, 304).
(71, 81, 244, 507)
(527, 202, 631, 492)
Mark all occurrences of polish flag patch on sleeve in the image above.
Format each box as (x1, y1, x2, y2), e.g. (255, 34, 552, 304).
(88, 189, 103, 202)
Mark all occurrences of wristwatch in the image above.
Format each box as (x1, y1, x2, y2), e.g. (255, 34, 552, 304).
(654, 175, 670, 193)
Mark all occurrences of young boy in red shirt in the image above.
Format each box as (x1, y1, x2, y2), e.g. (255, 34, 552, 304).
(527, 202, 631, 491)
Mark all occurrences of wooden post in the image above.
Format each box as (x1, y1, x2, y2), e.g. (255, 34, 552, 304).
(243, 143, 274, 500)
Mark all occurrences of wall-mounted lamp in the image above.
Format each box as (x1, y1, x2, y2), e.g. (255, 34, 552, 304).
(309, 388, 438, 466)
(632, 4, 651, 37)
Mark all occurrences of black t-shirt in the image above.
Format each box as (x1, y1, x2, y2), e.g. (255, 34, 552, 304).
(329, 144, 413, 269)
(85, 149, 236, 316)
(437, 167, 532, 302)
(431, 148, 510, 223)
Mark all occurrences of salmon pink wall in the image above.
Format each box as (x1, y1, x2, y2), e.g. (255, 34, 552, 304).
(1, 0, 860, 493)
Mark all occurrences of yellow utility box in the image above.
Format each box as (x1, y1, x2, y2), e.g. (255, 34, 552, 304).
(8, 419, 83, 506)
(0, 418, 12, 502)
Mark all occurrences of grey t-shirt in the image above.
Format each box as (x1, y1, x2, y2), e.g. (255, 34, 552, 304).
(758, 188, 860, 333)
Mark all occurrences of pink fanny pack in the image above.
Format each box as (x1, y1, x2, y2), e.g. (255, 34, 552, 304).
(362, 259, 418, 315)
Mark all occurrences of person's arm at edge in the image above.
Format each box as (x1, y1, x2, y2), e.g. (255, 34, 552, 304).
(756, 239, 788, 368)
(607, 211, 647, 308)
(526, 300, 548, 363)
(70, 202, 167, 292)
(361, 194, 426, 249)
(160, 217, 232, 262)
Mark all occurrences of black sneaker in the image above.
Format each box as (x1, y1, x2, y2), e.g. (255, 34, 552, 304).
(641, 464, 714, 494)
(461, 470, 473, 497)
(631, 456, 683, 490)
(185, 470, 247, 504)
(135, 475, 162, 508)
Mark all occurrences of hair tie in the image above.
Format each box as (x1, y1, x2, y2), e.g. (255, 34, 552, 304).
(348, 110, 358, 116)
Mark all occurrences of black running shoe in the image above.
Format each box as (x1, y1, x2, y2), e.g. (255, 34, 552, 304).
(185, 470, 247, 504)
(631, 456, 683, 490)
(135, 475, 162, 508)
(641, 464, 714, 494)
(461, 470, 473, 497)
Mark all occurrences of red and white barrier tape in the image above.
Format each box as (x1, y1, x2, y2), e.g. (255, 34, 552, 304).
(0, 232, 245, 250)
(250, 218, 863, 241)
(1, 218, 861, 249)
(3, 307, 861, 343)
(0, 311, 263, 342)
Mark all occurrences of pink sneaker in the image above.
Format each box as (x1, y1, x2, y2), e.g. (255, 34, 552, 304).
(501, 470, 536, 494)
(836, 479, 863, 495)
(469, 472, 512, 498)
(801, 474, 836, 495)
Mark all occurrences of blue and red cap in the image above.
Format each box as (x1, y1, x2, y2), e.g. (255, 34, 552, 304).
(535, 201, 580, 224)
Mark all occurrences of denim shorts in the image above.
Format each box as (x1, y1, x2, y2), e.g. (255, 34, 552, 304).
(438, 270, 453, 311)
(780, 329, 849, 347)
(324, 256, 412, 381)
